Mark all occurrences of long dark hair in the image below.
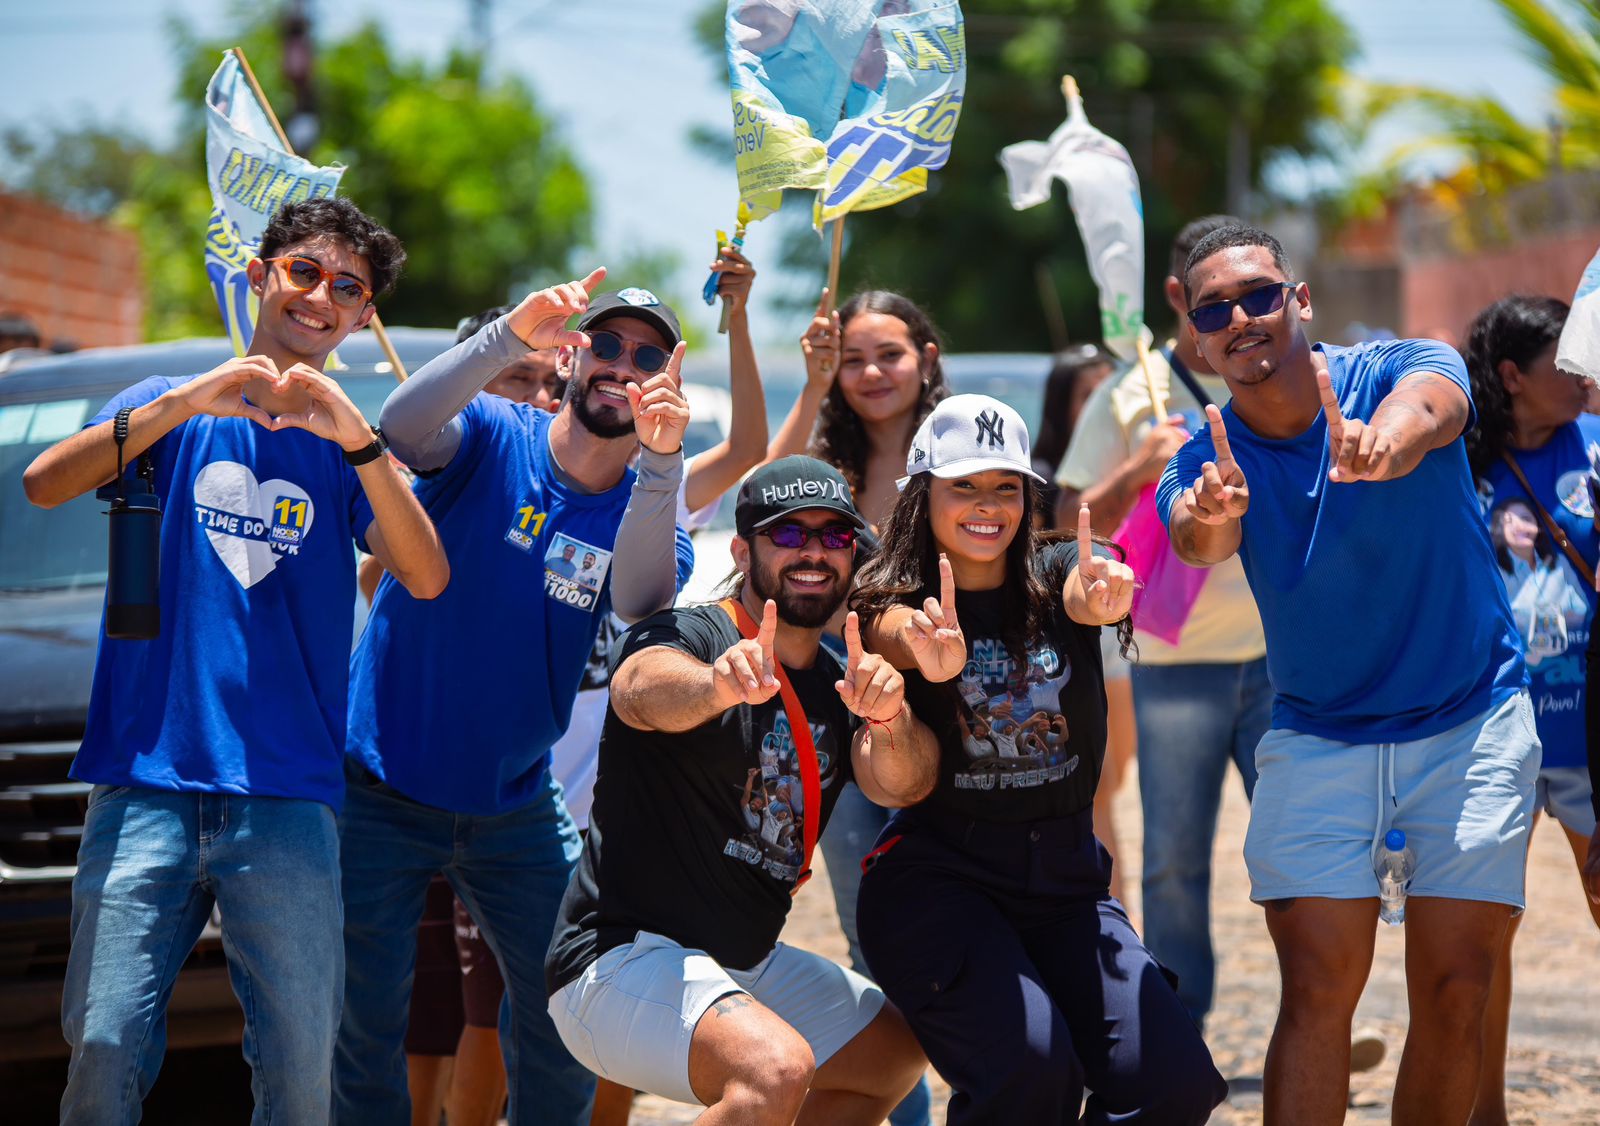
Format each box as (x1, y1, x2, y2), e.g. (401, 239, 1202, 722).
(1463, 294, 1570, 477)
(809, 291, 949, 493)
(1033, 344, 1115, 474)
(850, 474, 1050, 671)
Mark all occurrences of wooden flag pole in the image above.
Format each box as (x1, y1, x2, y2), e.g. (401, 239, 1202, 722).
(1135, 334, 1165, 421)
(230, 47, 410, 383)
(825, 217, 845, 316)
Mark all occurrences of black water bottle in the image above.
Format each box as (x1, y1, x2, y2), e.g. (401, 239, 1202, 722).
(105, 407, 161, 640)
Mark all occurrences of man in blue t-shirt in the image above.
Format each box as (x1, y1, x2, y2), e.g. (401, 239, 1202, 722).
(1156, 225, 1537, 1124)
(23, 198, 449, 1125)
(336, 272, 695, 1125)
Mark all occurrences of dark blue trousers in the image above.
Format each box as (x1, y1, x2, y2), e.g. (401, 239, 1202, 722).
(856, 807, 1226, 1125)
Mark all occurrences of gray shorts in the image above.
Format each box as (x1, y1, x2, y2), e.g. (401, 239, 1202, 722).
(1244, 690, 1541, 908)
(548, 931, 884, 1106)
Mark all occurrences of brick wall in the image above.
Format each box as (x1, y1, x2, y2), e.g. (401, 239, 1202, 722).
(0, 191, 143, 349)
(1400, 227, 1600, 348)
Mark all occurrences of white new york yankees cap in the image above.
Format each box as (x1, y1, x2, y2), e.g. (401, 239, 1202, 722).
(899, 394, 1047, 489)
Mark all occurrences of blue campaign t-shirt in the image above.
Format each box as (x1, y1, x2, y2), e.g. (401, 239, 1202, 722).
(1157, 339, 1526, 743)
(347, 396, 695, 815)
(1478, 414, 1600, 768)
(75, 375, 376, 809)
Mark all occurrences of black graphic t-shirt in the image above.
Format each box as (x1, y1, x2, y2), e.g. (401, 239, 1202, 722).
(904, 541, 1107, 823)
(545, 604, 858, 992)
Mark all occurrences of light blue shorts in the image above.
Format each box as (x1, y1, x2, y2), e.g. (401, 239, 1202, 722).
(1244, 690, 1541, 909)
(1535, 765, 1598, 837)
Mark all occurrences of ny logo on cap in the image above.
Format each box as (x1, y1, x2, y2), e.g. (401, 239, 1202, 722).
(974, 410, 1005, 450)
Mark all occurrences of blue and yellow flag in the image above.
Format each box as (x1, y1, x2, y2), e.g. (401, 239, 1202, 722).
(726, 1, 965, 228)
(204, 53, 344, 355)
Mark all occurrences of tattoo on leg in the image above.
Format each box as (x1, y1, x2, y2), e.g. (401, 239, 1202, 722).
(712, 993, 753, 1017)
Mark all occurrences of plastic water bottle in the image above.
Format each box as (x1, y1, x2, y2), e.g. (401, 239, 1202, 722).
(1375, 829, 1415, 926)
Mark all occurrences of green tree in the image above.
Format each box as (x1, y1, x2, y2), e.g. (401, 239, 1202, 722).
(3, 13, 593, 338)
(696, 1, 1353, 351)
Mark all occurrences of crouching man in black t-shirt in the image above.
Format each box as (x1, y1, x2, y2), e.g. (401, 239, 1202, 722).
(545, 456, 939, 1124)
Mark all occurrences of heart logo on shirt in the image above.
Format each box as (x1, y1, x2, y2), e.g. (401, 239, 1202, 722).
(192, 461, 315, 589)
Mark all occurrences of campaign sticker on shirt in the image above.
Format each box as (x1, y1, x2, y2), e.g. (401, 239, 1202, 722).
(505, 500, 547, 553)
(544, 533, 612, 610)
(1555, 469, 1594, 518)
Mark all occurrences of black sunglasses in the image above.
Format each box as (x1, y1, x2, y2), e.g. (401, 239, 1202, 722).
(761, 523, 858, 550)
(1187, 282, 1296, 335)
(588, 330, 671, 375)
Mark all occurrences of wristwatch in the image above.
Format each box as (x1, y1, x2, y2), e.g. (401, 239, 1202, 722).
(343, 426, 389, 467)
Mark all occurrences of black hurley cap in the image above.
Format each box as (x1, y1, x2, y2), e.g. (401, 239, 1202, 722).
(735, 456, 864, 537)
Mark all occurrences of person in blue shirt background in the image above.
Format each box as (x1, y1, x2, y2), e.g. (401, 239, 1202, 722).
(1461, 293, 1600, 1124)
(336, 269, 695, 1125)
(23, 197, 448, 1125)
(1157, 225, 1538, 1125)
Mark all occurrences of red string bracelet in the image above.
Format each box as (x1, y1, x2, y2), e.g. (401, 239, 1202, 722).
(864, 703, 904, 752)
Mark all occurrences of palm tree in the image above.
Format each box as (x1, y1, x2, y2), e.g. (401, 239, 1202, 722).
(1342, 0, 1600, 219)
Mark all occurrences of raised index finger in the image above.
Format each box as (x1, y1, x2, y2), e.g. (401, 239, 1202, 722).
(938, 553, 956, 622)
(1205, 404, 1235, 469)
(575, 266, 607, 295)
(662, 341, 687, 388)
(757, 598, 778, 660)
(1077, 504, 1096, 568)
(844, 610, 863, 674)
(1316, 370, 1344, 432)
(813, 287, 831, 320)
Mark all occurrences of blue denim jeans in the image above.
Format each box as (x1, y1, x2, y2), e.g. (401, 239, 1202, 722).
(1131, 658, 1270, 1024)
(333, 761, 593, 1126)
(62, 786, 343, 1126)
(817, 782, 933, 1126)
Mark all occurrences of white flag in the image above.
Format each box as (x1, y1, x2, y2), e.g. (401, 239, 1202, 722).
(1000, 86, 1144, 359)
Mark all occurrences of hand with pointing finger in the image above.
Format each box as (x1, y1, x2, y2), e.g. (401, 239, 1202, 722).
(712, 599, 781, 710)
(836, 611, 906, 722)
(1180, 404, 1250, 526)
(1072, 504, 1136, 625)
(625, 341, 690, 454)
(1319, 370, 1395, 483)
(508, 267, 608, 350)
(799, 288, 842, 389)
(903, 553, 966, 682)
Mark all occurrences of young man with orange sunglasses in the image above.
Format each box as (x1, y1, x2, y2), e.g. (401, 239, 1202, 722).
(24, 197, 448, 1124)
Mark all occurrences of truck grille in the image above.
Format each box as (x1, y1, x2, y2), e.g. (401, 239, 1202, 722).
(0, 742, 85, 882)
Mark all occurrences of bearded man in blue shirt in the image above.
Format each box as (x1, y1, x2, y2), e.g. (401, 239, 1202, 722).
(336, 271, 695, 1125)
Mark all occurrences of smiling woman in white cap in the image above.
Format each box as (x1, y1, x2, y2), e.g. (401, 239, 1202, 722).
(848, 393, 1227, 1124)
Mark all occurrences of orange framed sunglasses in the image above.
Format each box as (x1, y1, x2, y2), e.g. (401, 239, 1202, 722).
(262, 256, 373, 308)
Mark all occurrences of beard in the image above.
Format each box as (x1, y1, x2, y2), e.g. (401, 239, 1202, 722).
(747, 545, 852, 629)
(567, 368, 636, 439)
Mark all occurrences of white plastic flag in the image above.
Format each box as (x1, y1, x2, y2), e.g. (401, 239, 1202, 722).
(1000, 78, 1143, 360)
(1558, 242, 1600, 382)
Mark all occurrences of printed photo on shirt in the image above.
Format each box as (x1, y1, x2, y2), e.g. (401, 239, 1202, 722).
(725, 713, 833, 884)
(544, 533, 612, 611)
(952, 637, 1079, 793)
(1489, 497, 1590, 667)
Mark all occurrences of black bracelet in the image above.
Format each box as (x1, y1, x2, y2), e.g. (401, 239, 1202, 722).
(343, 426, 388, 467)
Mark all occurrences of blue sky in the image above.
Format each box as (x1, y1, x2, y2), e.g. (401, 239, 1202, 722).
(0, 0, 1560, 344)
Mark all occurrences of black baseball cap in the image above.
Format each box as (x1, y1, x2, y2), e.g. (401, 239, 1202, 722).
(575, 287, 682, 349)
(736, 456, 864, 537)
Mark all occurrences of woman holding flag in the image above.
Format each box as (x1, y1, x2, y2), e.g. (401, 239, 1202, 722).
(849, 394, 1227, 1124)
